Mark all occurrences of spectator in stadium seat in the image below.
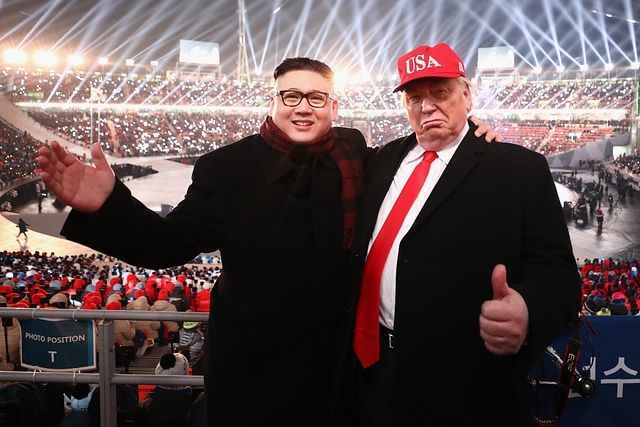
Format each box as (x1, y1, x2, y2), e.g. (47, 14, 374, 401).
(176, 320, 205, 371)
(106, 301, 136, 347)
(152, 289, 179, 334)
(169, 282, 189, 313)
(350, 43, 581, 427)
(194, 283, 211, 313)
(39, 57, 497, 426)
(126, 295, 161, 341)
(141, 353, 192, 427)
(59, 383, 94, 427)
(48, 292, 69, 309)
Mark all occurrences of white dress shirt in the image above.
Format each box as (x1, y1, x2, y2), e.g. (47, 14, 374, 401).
(368, 122, 470, 330)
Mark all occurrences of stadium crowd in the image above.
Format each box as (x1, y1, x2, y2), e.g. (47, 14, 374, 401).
(19, 109, 630, 157)
(0, 245, 636, 426)
(0, 123, 40, 189)
(0, 249, 216, 425)
(4, 70, 636, 111)
(0, 72, 633, 183)
(0, 249, 636, 372)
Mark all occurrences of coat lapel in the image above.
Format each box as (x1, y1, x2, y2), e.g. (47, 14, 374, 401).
(407, 130, 484, 234)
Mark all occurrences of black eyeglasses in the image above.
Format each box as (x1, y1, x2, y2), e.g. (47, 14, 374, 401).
(275, 90, 334, 108)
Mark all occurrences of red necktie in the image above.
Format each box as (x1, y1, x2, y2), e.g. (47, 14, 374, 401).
(353, 151, 437, 368)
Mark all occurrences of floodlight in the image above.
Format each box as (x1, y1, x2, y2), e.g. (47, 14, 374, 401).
(579, 64, 588, 72)
(555, 65, 564, 73)
(99, 57, 109, 65)
(334, 70, 348, 87)
(631, 62, 640, 70)
(604, 63, 613, 71)
(254, 67, 262, 76)
(3, 50, 26, 64)
(150, 60, 159, 67)
(532, 66, 542, 74)
(68, 54, 83, 67)
(125, 59, 135, 66)
(35, 51, 57, 66)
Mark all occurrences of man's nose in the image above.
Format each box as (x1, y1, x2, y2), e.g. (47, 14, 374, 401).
(294, 98, 314, 113)
(420, 97, 437, 112)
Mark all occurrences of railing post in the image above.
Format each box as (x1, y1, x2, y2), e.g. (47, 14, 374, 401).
(98, 320, 117, 427)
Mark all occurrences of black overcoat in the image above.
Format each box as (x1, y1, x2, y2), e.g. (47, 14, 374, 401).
(348, 121, 582, 426)
(62, 128, 368, 426)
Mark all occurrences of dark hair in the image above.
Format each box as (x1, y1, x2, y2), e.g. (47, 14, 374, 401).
(72, 383, 91, 400)
(273, 57, 334, 84)
(159, 353, 176, 370)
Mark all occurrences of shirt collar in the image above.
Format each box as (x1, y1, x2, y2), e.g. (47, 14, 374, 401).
(407, 121, 470, 165)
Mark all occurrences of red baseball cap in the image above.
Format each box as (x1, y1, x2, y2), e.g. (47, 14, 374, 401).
(394, 43, 466, 93)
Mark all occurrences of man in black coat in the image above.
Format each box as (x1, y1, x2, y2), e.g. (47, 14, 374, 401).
(39, 57, 368, 427)
(350, 43, 582, 426)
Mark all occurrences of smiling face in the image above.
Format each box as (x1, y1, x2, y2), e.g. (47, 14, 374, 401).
(402, 77, 472, 151)
(269, 70, 338, 144)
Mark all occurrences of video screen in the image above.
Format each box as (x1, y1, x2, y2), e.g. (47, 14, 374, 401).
(477, 46, 515, 70)
(179, 39, 220, 65)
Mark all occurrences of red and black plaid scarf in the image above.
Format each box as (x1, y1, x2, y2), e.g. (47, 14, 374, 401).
(259, 116, 364, 249)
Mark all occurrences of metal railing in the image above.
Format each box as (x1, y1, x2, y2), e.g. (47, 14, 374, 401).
(0, 307, 208, 427)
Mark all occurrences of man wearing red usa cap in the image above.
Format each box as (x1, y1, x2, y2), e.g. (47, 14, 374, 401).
(349, 43, 581, 426)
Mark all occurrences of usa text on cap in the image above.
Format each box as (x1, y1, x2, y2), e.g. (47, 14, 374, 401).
(394, 43, 466, 93)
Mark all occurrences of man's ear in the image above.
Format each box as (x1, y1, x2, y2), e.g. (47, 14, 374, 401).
(330, 98, 339, 121)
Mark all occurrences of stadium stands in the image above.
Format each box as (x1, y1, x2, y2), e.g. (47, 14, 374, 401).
(0, 71, 636, 205)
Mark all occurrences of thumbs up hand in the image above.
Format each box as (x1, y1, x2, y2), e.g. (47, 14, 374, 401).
(479, 264, 529, 356)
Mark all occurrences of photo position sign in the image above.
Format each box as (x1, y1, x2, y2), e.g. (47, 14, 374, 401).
(20, 319, 96, 371)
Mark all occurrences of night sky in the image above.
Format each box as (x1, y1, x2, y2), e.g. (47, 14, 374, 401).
(0, 0, 638, 80)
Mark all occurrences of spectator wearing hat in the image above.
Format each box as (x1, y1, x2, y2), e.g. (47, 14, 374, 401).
(151, 289, 179, 334)
(584, 294, 606, 314)
(13, 298, 30, 309)
(83, 292, 103, 310)
(176, 320, 204, 370)
(1, 280, 15, 292)
(350, 43, 580, 426)
(106, 301, 137, 347)
(105, 292, 124, 306)
(49, 292, 69, 309)
(195, 284, 211, 313)
(169, 283, 189, 313)
(141, 353, 192, 427)
(126, 295, 161, 341)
